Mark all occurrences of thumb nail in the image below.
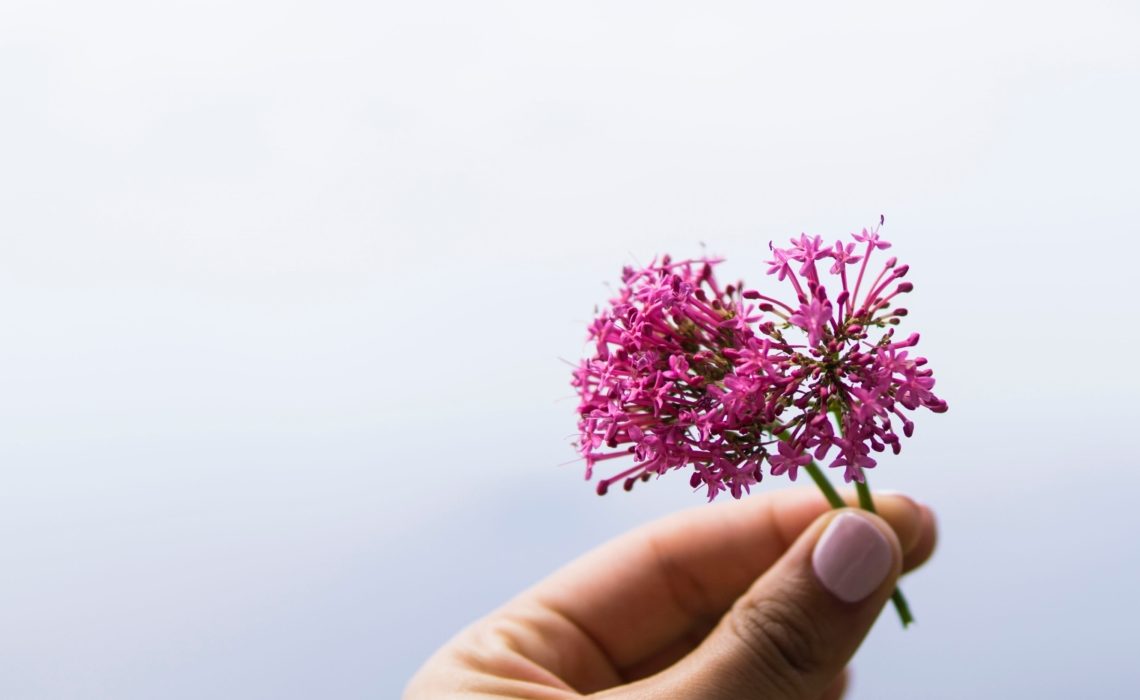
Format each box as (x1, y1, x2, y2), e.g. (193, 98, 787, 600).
(811, 512, 893, 603)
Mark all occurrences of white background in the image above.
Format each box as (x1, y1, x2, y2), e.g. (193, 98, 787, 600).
(2, 1, 1138, 697)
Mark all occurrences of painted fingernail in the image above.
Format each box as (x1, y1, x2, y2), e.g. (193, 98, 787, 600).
(812, 512, 894, 603)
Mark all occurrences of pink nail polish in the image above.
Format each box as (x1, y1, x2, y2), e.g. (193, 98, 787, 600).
(812, 512, 893, 603)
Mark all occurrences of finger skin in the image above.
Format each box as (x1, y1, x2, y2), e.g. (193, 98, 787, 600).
(619, 509, 902, 700)
(405, 489, 937, 698)
(819, 668, 848, 700)
(903, 504, 937, 572)
(527, 488, 930, 675)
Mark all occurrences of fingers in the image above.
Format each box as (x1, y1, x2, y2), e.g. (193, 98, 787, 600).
(903, 503, 937, 571)
(637, 509, 901, 700)
(525, 488, 934, 675)
(819, 668, 849, 700)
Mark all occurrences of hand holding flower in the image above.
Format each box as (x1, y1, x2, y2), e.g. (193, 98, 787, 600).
(572, 220, 946, 625)
(405, 489, 937, 699)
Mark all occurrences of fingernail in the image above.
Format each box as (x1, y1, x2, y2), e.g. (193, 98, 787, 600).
(812, 512, 893, 603)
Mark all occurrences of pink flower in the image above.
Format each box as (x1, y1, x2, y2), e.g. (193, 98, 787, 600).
(829, 240, 863, 274)
(766, 244, 794, 281)
(769, 439, 812, 481)
(788, 293, 833, 348)
(786, 233, 833, 277)
(573, 221, 946, 498)
(853, 227, 892, 250)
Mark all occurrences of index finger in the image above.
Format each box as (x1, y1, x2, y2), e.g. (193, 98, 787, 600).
(522, 488, 933, 674)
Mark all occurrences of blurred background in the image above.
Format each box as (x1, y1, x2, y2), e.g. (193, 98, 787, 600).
(1, 1, 1138, 697)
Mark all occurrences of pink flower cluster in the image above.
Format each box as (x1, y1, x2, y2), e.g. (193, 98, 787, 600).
(572, 221, 947, 500)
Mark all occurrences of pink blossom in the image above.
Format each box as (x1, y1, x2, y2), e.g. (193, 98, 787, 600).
(765, 244, 794, 281)
(769, 440, 812, 481)
(573, 222, 946, 498)
(788, 293, 834, 348)
(786, 233, 833, 277)
(852, 227, 892, 250)
(829, 240, 863, 274)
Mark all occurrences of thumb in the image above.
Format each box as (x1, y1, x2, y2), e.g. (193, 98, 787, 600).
(651, 508, 902, 699)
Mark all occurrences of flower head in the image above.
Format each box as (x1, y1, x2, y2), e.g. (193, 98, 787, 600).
(788, 292, 833, 348)
(573, 222, 946, 499)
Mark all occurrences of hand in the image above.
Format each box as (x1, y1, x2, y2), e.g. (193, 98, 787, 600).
(405, 488, 937, 699)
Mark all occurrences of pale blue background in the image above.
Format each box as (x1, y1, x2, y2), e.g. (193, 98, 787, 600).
(1, 1, 1138, 698)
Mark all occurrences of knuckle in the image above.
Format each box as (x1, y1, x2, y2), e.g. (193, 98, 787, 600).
(728, 594, 825, 696)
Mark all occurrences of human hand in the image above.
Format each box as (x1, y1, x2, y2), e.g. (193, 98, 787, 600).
(405, 488, 937, 699)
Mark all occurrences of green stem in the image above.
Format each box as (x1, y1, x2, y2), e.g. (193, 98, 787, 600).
(855, 472, 914, 627)
(803, 461, 844, 509)
(780, 428, 915, 628)
(854, 478, 876, 512)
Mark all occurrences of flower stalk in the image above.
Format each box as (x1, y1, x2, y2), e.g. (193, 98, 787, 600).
(572, 218, 943, 628)
(800, 453, 913, 626)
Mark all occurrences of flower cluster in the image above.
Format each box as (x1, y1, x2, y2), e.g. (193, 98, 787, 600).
(572, 220, 946, 500)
